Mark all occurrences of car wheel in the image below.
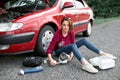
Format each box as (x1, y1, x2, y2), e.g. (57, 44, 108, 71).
(83, 22, 92, 37)
(36, 25, 55, 56)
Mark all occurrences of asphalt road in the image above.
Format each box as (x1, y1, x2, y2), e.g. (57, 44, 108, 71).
(0, 20, 120, 80)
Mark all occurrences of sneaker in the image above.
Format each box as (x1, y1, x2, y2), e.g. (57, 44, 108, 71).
(100, 53, 117, 60)
(82, 64, 98, 73)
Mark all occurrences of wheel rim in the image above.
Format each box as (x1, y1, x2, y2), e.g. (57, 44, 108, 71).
(87, 23, 92, 35)
(42, 30, 54, 51)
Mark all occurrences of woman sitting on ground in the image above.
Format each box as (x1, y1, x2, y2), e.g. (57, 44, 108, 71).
(46, 18, 117, 73)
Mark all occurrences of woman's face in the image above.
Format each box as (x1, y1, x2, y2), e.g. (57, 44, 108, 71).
(62, 20, 70, 33)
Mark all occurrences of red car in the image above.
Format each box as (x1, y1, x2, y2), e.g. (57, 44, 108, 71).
(0, 0, 94, 56)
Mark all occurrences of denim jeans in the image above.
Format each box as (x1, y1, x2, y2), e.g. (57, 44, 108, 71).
(55, 38, 100, 62)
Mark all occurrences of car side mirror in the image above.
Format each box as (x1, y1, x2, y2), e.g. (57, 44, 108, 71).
(62, 2, 74, 9)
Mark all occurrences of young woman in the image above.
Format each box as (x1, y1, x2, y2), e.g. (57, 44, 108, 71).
(46, 18, 117, 73)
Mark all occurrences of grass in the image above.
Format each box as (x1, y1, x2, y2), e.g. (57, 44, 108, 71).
(94, 16, 120, 25)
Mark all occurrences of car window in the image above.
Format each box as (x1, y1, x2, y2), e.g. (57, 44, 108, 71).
(36, 1, 47, 7)
(75, 0, 85, 9)
(37, 0, 57, 7)
(60, 0, 75, 9)
(49, 0, 57, 6)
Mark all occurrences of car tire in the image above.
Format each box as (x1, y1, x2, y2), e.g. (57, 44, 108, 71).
(83, 22, 92, 37)
(36, 25, 55, 57)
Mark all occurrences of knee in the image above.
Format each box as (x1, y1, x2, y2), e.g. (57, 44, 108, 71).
(77, 38, 86, 43)
(70, 44, 77, 49)
(81, 38, 86, 41)
(81, 38, 88, 43)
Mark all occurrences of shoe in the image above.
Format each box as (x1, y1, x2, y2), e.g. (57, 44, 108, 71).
(100, 53, 117, 60)
(82, 64, 98, 73)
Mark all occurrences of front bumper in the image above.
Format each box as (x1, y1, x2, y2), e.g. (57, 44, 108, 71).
(0, 32, 34, 45)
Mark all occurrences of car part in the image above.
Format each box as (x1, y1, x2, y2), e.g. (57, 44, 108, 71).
(36, 25, 55, 56)
(83, 22, 92, 37)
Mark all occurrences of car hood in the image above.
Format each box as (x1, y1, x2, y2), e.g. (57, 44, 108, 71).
(0, 0, 9, 8)
(0, 5, 47, 23)
(7, 4, 38, 13)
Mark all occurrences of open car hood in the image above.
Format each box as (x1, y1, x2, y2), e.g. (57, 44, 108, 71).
(0, 0, 9, 7)
(0, 0, 49, 23)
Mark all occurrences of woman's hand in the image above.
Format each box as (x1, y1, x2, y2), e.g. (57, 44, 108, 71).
(50, 59, 57, 66)
(68, 52, 74, 62)
(48, 54, 57, 66)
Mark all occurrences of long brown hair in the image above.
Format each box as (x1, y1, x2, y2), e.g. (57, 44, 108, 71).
(61, 18, 74, 32)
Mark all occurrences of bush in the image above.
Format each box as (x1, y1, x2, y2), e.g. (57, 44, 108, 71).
(86, 0, 120, 18)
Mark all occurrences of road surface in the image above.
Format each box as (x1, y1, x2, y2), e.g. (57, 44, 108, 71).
(0, 20, 120, 80)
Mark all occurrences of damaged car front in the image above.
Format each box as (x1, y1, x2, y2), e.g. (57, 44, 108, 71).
(0, 0, 49, 54)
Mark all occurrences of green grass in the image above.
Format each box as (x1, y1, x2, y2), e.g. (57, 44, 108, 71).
(94, 17, 120, 25)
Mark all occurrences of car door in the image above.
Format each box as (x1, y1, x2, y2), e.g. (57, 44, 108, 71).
(59, 0, 78, 26)
(73, 0, 90, 33)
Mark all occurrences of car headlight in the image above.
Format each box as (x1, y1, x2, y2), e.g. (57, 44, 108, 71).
(0, 23, 23, 32)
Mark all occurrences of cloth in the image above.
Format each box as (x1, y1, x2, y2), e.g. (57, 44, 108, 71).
(46, 29, 75, 54)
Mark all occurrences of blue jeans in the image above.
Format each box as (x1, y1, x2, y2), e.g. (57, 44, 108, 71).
(55, 38, 100, 62)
